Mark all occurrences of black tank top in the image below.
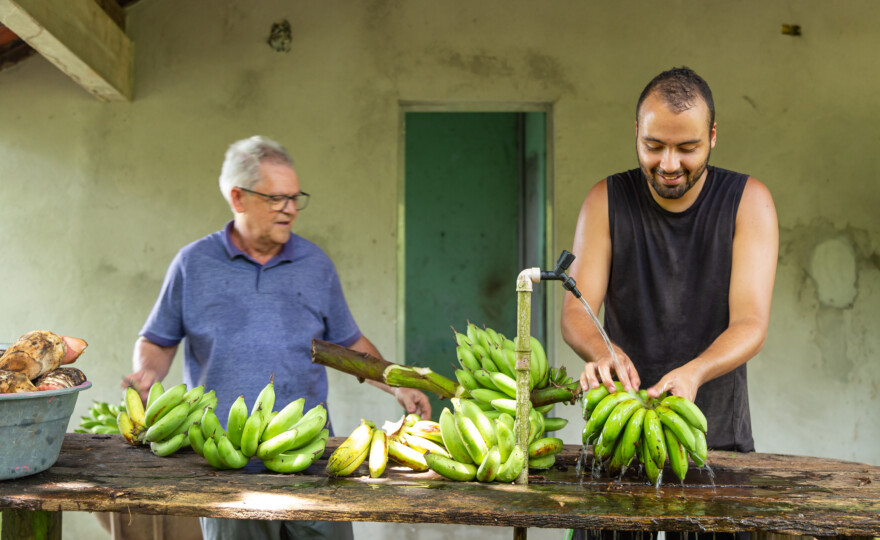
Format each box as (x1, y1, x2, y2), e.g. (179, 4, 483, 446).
(605, 166, 753, 451)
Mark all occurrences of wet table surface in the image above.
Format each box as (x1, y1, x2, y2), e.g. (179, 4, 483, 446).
(1, 434, 878, 537)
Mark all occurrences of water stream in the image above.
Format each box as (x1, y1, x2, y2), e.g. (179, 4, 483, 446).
(576, 297, 625, 385)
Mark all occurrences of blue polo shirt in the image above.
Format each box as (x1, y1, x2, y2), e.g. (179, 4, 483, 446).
(140, 221, 361, 434)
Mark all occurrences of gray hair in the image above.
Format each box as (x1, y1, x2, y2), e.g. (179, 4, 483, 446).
(218, 136, 294, 204)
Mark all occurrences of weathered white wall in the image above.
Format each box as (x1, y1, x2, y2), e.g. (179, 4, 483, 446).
(0, 1, 877, 539)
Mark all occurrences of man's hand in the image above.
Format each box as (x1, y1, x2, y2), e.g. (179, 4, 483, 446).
(580, 344, 641, 394)
(121, 370, 162, 402)
(394, 388, 432, 420)
(647, 364, 701, 402)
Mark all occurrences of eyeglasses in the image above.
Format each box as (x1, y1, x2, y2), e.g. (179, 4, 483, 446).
(237, 187, 310, 211)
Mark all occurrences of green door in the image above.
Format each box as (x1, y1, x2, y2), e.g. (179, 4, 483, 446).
(404, 111, 547, 417)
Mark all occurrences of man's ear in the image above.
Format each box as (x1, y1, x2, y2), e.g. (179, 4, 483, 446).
(710, 122, 717, 149)
(230, 188, 246, 213)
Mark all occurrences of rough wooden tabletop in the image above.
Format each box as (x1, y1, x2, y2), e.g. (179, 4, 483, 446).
(0, 434, 877, 536)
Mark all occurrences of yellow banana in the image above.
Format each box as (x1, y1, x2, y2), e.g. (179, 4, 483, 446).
(665, 425, 688, 482)
(439, 408, 473, 464)
(326, 419, 375, 476)
(425, 452, 476, 481)
(116, 411, 139, 445)
(368, 429, 388, 478)
(404, 420, 444, 445)
(399, 433, 450, 458)
(144, 401, 189, 443)
(144, 383, 187, 427)
(475, 446, 501, 482)
(124, 386, 146, 432)
(226, 395, 248, 448)
(262, 429, 329, 474)
(387, 438, 428, 471)
(661, 395, 708, 433)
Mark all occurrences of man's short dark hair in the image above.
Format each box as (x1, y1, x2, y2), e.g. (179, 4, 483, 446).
(636, 66, 715, 129)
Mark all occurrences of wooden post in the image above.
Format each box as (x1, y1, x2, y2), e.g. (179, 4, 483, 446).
(513, 272, 534, 540)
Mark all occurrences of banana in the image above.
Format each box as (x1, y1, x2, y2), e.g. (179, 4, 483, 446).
(583, 391, 637, 442)
(226, 395, 248, 448)
(497, 413, 515, 430)
(399, 433, 450, 458)
(387, 438, 428, 471)
(489, 372, 518, 398)
(687, 424, 708, 467)
(528, 453, 556, 470)
(189, 422, 207, 457)
(404, 420, 444, 445)
(91, 425, 119, 434)
(202, 437, 230, 470)
(655, 405, 696, 454)
(475, 446, 501, 482)
(456, 345, 481, 372)
(439, 408, 473, 464)
(150, 431, 188, 457)
(144, 401, 190, 443)
(665, 426, 688, 482)
(117, 411, 139, 445)
(124, 386, 146, 432)
(535, 403, 555, 415)
(495, 445, 526, 482)
(641, 436, 661, 486)
(240, 408, 267, 457)
(484, 327, 502, 347)
(326, 419, 375, 476)
(598, 399, 644, 450)
(145, 381, 165, 411)
(368, 429, 388, 478)
(454, 369, 479, 392)
(200, 408, 226, 441)
(454, 415, 489, 465)
(144, 383, 187, 427)
(190, 389, 217, 414)
(262, 429, 329, 474)
(404, 413, 421, 426)
(542, 416, 568, 432)
(454, 331, 472, 348)
(489, 398, 517, 416)
(495, 419, 515, 463)
(256, 405, 327, 460)
(251, 376, 276, 424)
(471, 369, 502, 393)
(181, 385, 205, 409)
(661, 395, 708, 433)
(169, 405, 207, 440)
(528, 437, 564, 459)
(262, 398, 307, 442)
(455, 398, 496, 448)
(642, 409, 667, 470)
(480, 353, 501, 374)
(582, 385, 609, 419)
(470, 388, 510, 406)
(593, 432, 617, 461)
(529, 406, 545, 442)
(616, 407, 646, 468)
(425, 452, 477, 481)
(530, 336, 549, 389)
(217, 435, 250, 469)
(489, 345, 516, 379)
(470, 342, 491, 364)
(501, 338, 515, 352)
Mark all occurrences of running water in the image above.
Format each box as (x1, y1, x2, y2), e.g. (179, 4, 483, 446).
(577, 297, 627, 387)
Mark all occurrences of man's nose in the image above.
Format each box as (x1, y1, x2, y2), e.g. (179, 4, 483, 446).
(660, 149, 681, 173)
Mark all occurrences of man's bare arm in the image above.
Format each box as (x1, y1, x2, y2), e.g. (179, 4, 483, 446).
(122, 336, 177, 402)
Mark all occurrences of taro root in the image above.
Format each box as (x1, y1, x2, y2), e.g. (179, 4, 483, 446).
(33, 367, 88, 390)
(0, 330, 88, 380)
(0, 369, 37, 393)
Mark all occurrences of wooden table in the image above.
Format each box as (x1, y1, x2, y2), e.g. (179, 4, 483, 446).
(1, 434, 878, 539)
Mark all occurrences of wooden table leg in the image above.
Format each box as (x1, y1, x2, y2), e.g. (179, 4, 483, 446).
(1, 508, 61, 540)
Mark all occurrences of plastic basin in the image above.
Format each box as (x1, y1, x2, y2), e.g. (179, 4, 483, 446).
(0, 381, 92, 480)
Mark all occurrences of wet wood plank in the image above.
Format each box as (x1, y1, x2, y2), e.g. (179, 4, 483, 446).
(0, 434, 877, 537)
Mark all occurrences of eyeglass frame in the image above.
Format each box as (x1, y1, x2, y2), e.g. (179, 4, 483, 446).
(236, 186, 310, 211)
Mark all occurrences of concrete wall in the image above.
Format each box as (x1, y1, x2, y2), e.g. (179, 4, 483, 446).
(0, 1, 877, 539)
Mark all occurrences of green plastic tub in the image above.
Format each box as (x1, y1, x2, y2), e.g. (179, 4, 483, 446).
(0, 381, 92, 480)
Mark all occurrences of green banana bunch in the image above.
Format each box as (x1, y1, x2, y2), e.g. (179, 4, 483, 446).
(581, 383, 710, 486)
(77, 400, 124, 434)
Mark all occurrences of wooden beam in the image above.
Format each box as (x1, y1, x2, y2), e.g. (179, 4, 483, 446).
(0, 0, 132, 101)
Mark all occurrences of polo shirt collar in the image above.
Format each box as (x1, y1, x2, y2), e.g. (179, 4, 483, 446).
(222, 220, 296, 265)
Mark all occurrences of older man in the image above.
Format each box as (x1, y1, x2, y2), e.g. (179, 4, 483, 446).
(124, 135, 430, 540)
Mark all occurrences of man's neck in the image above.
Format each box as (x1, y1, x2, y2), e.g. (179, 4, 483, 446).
(230, 224, 282, 265)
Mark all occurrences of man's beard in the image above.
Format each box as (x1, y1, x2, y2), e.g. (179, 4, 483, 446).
(641, 151, 711, 200)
